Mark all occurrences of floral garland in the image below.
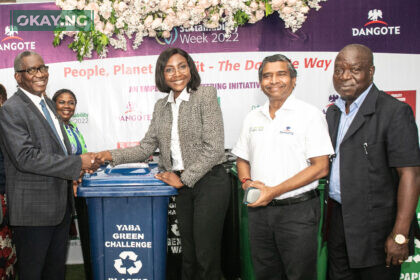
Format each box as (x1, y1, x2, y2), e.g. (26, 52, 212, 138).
(54, 0, 327, 61)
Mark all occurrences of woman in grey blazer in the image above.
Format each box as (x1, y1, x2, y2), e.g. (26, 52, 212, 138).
(97, 47, 230, 279)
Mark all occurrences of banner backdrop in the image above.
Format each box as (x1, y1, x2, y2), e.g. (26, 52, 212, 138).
(0, 0, 420, 275)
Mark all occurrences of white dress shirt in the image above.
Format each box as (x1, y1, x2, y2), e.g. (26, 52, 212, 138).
(20, 88, 67, 151)
(167, 89, 190, 171)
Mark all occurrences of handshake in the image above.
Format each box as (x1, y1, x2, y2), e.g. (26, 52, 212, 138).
(80, 151, 113, 173)
(74, 151, 112, 196)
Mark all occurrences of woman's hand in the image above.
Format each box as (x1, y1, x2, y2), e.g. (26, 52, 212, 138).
(155, 172, 184, 188)
(94, 151, 112, 165)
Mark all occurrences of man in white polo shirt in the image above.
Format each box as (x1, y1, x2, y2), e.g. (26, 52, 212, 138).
(232, 54, 334, 280)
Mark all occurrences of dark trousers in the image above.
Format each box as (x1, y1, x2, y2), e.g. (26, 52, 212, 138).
(13, 204, 71, 280)
(74, 196, 92, 280)
(327, 199, 401, 280)
(248, 196, 320, 280)
(176, 165, 231, 280)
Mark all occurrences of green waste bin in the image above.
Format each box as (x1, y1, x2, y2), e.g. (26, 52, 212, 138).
(317, 179, 328, 280)
(231, 165, 328, 280)
(400, 200, 420, 280)
(231, 166, 255, 280)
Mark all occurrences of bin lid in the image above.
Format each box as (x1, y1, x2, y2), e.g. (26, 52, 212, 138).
(78, 163, 177, 197)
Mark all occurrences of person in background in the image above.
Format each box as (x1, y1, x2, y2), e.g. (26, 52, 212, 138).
(95, 47, 231, 279)
(232, 54, 334, 279)
(326, 43, 420, 280)
(52, 89, 91, 280)
(0, 84, 16, 279)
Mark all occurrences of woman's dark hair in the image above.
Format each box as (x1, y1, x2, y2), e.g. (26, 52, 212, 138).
(52, 88, 77, 104)
(155, 48, 201, 93)
(0, 84, 7, 105)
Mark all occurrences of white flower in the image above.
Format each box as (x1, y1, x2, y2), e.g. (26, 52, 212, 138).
(151, 17, 162, 30)
(76, 1, 85, 10)
(282, 6, 294, 15)
(58, 0, 328, 60)
(144, 15, 154, 28)
(249, 1, 258, 11)
(255, 10, 265, 21)
(94, 21, 104, 33)
(104, 22, 114, 35)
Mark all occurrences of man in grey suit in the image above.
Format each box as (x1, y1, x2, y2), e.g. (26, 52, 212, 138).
(326, 44, 420, 279)
(0, 51, 97, 280)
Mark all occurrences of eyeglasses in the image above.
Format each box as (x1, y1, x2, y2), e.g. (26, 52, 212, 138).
(16, 65, 49, 75)
(164, 64, 189, 76)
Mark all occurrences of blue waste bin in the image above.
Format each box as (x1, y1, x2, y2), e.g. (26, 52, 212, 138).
(78, 163, 177, 280)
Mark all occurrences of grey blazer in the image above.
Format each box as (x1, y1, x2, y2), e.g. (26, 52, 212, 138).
(0, 90, 81, 226)
(111, 86, 226, 187)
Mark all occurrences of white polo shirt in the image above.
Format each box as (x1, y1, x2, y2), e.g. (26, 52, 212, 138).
(232, 95, 334, 200)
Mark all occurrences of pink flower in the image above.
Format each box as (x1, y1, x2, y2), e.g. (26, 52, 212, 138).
(163, 16, 175, 30)
(287, 0, 297, 5)
(162, 30, 171, 38)
(249, 1, 258, 11)
(114, 2, 127, 13)
(300, 6, 310, 13)
(104, 22, 114, 35)
(85, 2, 99, 14)
(272, 0, 285, 9)
(159, 1, 170, 10)
(151, 17, 162, 30)
(210, 13, 220, 23)
(148, 29, 156, 37)
(76, 1, 85, 10)
(255, 10, 265, 21)
(144, 15, 153, 28)
(282, 6, 294, 14)
(177, 11, 190, 22)
(94, 21, 104, 33)
(198, 0, 211, 9)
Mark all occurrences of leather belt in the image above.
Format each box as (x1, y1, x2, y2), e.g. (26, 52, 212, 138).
(268, 189, 319, 206)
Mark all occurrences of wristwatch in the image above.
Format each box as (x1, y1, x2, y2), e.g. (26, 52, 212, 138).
(240, 177, 251, 184)
(393, 233, 409, 245)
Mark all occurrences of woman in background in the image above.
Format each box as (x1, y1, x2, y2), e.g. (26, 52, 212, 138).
(52, 89, 91, 280)
(96, 47, 231, 279)
(0, 84, 16, 279)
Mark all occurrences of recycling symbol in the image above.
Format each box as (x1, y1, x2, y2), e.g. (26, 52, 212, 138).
(114, 251, 142, 275)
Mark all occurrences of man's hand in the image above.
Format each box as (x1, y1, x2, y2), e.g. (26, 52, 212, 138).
(80, 152, 95, 169)
(242, 179, 253, 190)
(385, 234, 409, 267)
(155, 172, 184, 188)
(72, 181, 79, 197)
(247, 181, 276, 207)
(94, 151, 112, 165)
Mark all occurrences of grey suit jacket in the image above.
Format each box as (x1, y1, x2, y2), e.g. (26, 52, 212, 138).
(111, 86, 226, 187)
(325, 84, 420, 267)
(0, 90, 82, 226)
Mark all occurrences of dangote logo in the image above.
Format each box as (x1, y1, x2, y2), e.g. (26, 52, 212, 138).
(0, 26, 36, 51)
(322, 94, 339, 114)
(352, 9, 400, 37)
(120, 101, 152, 122)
